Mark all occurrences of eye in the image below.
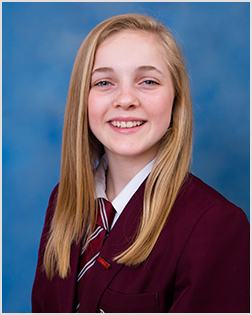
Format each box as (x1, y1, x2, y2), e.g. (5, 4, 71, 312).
(142, 80, 159, 85)
(95, 80, 112, 86)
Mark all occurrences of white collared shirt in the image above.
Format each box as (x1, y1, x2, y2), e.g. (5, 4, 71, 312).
(94, 155, 155, 229)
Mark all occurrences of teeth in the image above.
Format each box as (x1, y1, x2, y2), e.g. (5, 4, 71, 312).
(111, 121, 144, 128)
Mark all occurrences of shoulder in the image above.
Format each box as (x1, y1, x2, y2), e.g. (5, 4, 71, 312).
(38, 184, 59, 253)
(176, 173, 247, 217)
(48, 183, 59, 208)
(179, 173, 234, 205)
(43, 183, 59, 227)
(166, 173, 249, 238)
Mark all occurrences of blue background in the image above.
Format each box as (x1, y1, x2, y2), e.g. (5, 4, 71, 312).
(3, 2, 250, 313)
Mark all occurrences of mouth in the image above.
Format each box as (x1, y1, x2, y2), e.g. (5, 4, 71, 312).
(110, 120, 145, 129)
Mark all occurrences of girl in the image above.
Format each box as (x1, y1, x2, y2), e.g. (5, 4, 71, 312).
(32, 14, 249, 313)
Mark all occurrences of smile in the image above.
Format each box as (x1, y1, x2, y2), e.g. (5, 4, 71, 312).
(110, 121, 145, 129)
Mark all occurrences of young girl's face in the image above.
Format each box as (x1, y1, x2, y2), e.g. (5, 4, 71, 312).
(88, 30, 174, 162)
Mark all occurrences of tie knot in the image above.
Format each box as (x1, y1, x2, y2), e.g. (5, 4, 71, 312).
(97, 198, 115, 231)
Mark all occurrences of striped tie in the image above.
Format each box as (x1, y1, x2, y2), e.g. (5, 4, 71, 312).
(75, 198, 115, 311)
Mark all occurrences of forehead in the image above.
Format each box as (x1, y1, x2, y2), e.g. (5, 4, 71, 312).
(101, 29, 159, 43)
(94, 30, 166, 66)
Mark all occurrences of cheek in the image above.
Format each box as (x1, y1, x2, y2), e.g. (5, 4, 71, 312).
(152, 94, 174, 126)
(87, 95, 98, 130)
(88, 91, 107, 117)
(88, 91, 100, 117)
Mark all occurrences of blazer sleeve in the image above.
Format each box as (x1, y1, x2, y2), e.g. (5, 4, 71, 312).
(31, 184, 59, 313)
(169, 202, 250, 313)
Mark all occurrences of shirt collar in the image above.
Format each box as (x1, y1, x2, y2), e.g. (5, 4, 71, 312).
(94, 154, 155, 216)
(94, 155, 108, 201)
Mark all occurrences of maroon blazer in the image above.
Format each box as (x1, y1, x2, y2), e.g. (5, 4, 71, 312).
(32, 174, 250, 313)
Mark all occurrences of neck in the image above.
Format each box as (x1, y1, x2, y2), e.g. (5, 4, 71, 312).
(105, 151, 156, 202)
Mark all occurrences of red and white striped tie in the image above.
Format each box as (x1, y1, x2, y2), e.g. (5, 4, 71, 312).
(75, 198, 115, 311)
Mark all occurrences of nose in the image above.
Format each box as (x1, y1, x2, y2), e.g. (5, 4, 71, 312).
(113, 84, 139, 109)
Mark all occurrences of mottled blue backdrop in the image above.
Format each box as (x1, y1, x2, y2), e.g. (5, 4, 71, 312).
(3, 2, 250, 313)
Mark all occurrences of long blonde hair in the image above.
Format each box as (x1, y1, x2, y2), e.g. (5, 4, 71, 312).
(43, 13, 193, 279)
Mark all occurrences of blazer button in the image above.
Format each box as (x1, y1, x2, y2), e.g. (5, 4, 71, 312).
(99, 309, 105, 313)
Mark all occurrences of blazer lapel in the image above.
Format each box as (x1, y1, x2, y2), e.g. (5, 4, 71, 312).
(78, 179, 146, 312)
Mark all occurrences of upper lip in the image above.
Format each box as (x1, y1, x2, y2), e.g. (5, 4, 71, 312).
(108, 117, 146, 122)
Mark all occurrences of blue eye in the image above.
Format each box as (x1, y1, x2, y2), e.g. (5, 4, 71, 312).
(96, 81, 111, 86)
(143, 80, 158, 85)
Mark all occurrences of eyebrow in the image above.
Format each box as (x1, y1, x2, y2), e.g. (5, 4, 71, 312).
(92, 65, 164, 76)
(92, 67, 114, 75)
(135, 66, 164, 76)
